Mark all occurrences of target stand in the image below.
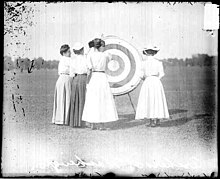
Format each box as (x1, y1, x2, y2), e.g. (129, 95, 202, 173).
(112, 90, 137, 113)
(103, 36, 142, 114)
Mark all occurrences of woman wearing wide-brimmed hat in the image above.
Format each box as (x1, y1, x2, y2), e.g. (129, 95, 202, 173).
(68, 42, 89, 127)
(135, 45, 169, 127)
(52, 44, 73, 125)
(82, 38, 118, 130)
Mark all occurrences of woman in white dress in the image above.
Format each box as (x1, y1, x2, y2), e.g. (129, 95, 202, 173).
(82, 38, 118, 130)
(135, 45, 169, 127)
(52, 44, 73, 125)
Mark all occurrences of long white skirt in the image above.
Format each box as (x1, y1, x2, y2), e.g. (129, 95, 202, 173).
(135, 76, 169, 119)
(52, 75, 72, 124)
(82, 73, 118, 123)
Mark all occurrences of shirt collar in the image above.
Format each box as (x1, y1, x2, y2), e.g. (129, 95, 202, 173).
(61, 56, 70, 60)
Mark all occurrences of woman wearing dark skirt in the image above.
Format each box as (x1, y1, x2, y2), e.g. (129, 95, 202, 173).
(68, 42, 89, 127)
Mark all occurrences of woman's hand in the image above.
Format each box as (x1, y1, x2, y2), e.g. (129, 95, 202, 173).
(69, 73, 76, 78)
(141, 76, 146, 81)
(86, 69, 92, 84)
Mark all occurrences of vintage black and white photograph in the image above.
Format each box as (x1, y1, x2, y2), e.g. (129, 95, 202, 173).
(3, 1, 218, 177)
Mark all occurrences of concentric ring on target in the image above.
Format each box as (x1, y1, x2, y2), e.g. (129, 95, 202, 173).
(106, 55, 124, 76)
(105, 49, 131, 83)
(103, 36, 142, 96)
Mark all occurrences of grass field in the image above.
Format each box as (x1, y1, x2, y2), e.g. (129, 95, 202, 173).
(2, 66, 217, 177)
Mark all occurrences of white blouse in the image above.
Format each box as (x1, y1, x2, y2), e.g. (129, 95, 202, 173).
(139, 56, 165, 79)
(58, 56, 71, 75)
(70, 55, 88, 75)
(87, 51, 112, 71)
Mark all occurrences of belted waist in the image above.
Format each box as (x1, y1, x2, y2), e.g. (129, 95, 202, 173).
(148, 74, 159, 77)
(75, 73, 87, 76)
(60, 73, 69, 75)
(92, 71, 105, 73)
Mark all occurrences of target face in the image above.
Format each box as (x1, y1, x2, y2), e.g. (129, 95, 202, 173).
(103, 36, 142, 96)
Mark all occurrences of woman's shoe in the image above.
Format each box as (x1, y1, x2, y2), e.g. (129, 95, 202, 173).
(146, 119, 153, 127)
(99, 127, 110, 131)
(151, 119, 157, 127)
(156, 119, 161, 126)
(99, 128, 106, 130)
(91, 124, 98, 130)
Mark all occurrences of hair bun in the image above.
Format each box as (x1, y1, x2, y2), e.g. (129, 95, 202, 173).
(88, 41, 94, 48)
(60, 44, 70, 55)
(88, 38, 105, 49)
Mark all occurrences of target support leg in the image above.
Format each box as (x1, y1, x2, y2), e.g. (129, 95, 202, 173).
(127, 93, 136, 114)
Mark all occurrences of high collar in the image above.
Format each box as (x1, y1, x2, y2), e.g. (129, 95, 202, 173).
(61, 56, 70, 60)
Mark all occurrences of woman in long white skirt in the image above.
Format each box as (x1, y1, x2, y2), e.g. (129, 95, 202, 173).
(52, 44, 72, 125)
(135, 45, 169, 127)
(82, 38, 118, 130)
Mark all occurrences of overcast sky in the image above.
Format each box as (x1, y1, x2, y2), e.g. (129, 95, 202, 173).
(4, 2, 218, 61)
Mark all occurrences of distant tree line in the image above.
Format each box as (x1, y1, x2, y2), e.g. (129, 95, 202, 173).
(4, 54, 217, 72)
(4, 56, 59, 72)
(164, 54, 217, 67)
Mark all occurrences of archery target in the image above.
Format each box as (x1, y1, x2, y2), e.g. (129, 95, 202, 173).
(103, 36, 142, 96)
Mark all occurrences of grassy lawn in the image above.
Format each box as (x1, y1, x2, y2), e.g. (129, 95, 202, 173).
(2, 66, 217, 177)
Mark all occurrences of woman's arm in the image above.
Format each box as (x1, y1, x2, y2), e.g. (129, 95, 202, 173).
(158, 61, 165, 79)
(85, 54, 93, 84)
(86, 69, 92, 84)
(107, 53, 113, 61)
(139, 61, 146, 80)
(69, 59, 76, 77)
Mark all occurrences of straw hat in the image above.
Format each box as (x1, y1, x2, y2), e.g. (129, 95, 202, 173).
(73, 42, 84, 51)
(143, 45, 160, 55)
(143, 45, 160, 52)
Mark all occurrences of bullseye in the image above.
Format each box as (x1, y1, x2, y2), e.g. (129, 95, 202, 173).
(105, 49, 131, 83)
(103, 36, 142, 96)
(108, 60, 119, 71)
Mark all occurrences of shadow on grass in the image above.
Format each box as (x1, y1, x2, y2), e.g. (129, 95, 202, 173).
(150, 113, 213, 128)
(104, 111, 213, 130)
(168, 109, 188, 115)
(160, 117, 193, 127)
(194, 113, 216, 144)
(104, 113, 147, 130)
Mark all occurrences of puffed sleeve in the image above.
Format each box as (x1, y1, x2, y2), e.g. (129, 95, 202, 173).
(158, 61, 165, 79)
(106, 52, 113, 61)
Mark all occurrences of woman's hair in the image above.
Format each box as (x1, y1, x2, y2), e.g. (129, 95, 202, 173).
(143, 49, 157, 55)
(100, 40, 105, 47)
(88, 41, 94, 48)
(60, 44, 70, 56)
(88, 38, 105, 49)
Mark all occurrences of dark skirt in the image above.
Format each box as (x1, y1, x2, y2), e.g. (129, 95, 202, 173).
(69, 74, 87, 127)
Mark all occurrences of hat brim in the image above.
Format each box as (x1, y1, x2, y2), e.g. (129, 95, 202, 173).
(73, 47, 84, 51)
(143, 48, 160, 51)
